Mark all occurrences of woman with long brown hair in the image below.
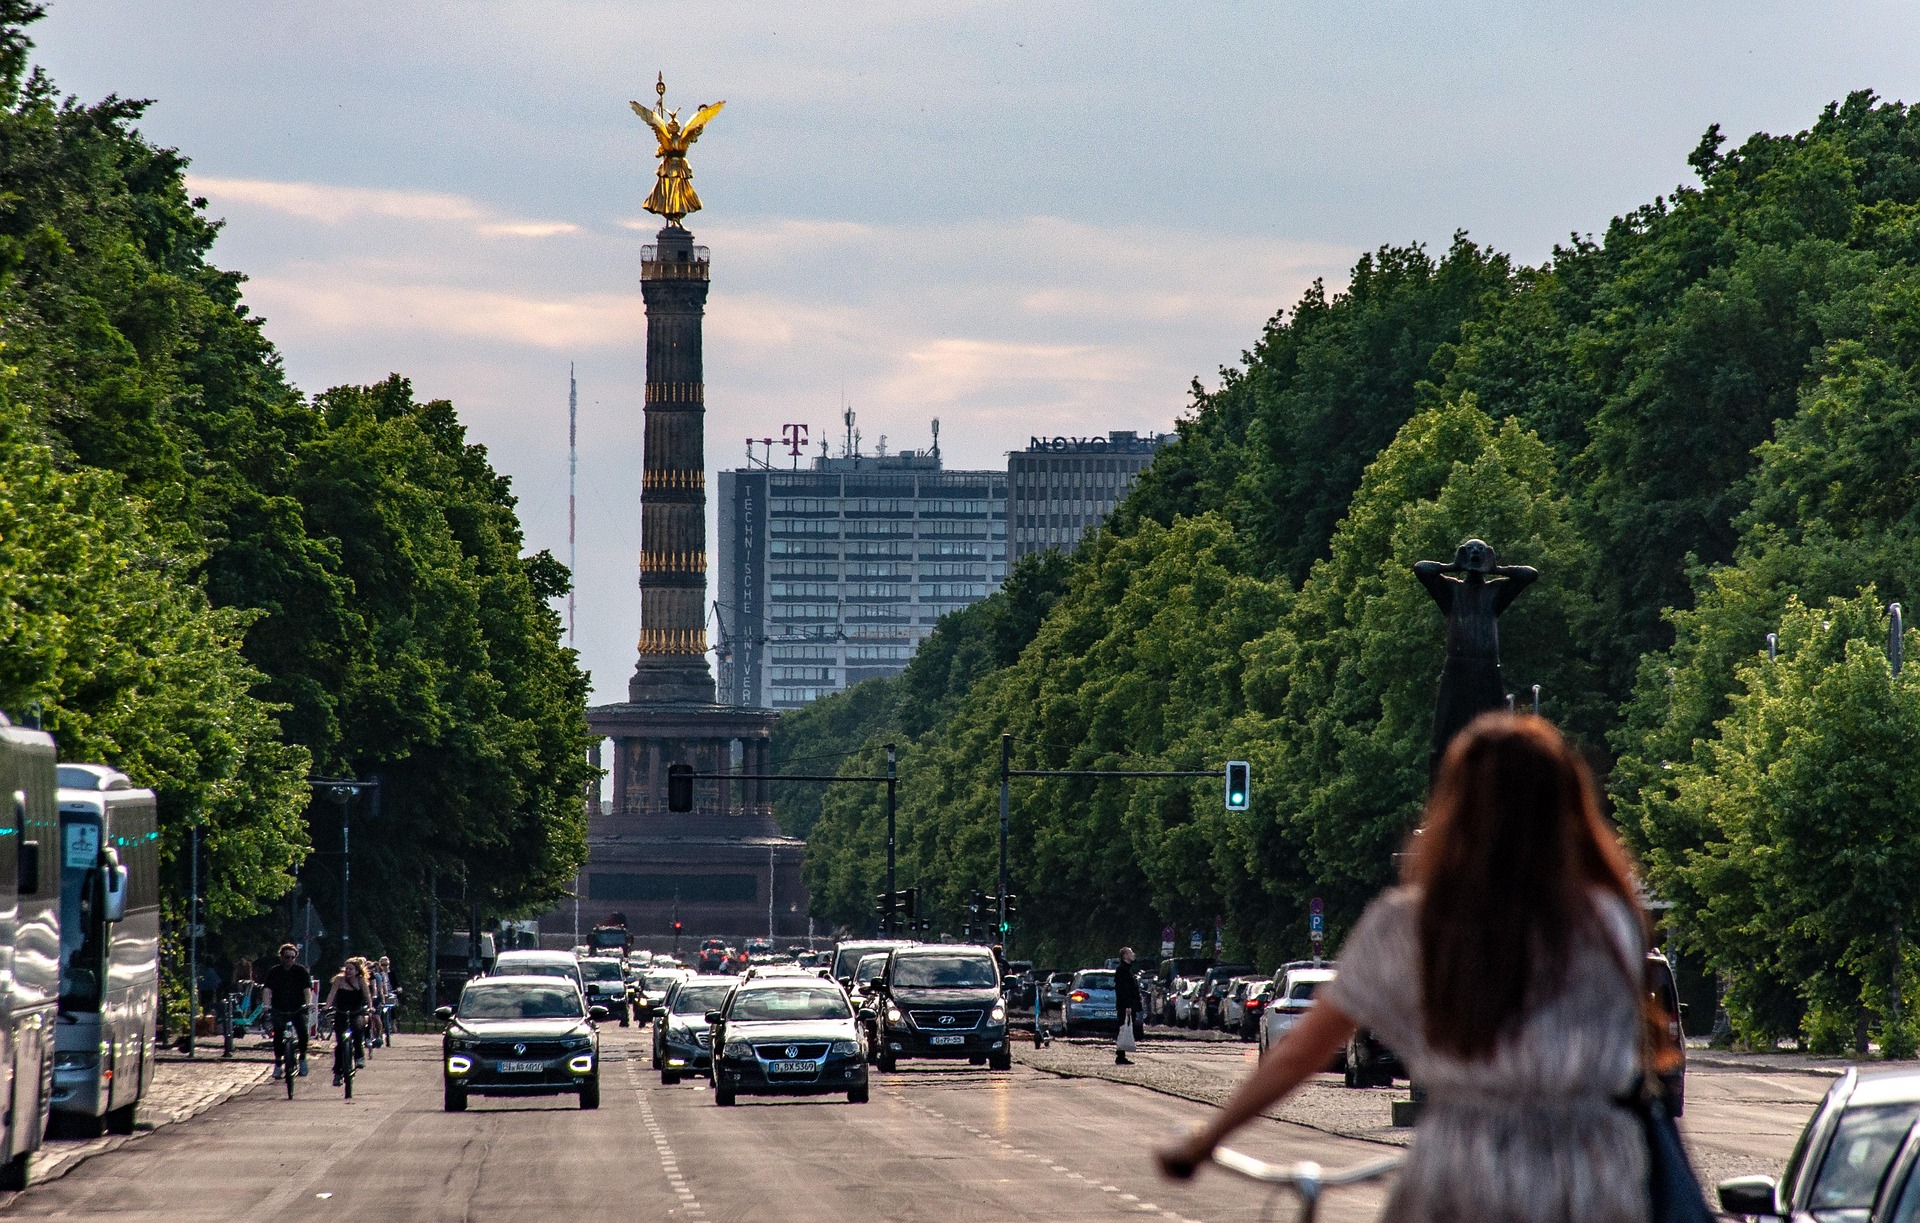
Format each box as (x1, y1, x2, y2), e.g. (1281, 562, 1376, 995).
(1159, 714, 1653, 1222)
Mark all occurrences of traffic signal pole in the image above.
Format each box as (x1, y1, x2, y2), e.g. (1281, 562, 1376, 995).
(998, 734, 1011, 943)
(886, 744, 898, 935)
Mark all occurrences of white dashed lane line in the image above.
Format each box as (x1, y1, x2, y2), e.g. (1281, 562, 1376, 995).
(625, 1059, 706, 1220)
(885, 1087, 1208, 1223)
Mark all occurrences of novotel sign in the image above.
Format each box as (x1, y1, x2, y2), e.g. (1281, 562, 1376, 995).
(1026, 435, 1159, 453)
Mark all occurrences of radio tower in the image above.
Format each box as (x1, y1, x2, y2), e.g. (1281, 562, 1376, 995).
(568, 363, 577, 647)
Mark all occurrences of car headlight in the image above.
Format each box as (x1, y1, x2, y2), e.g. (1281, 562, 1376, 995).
(885, 1006, 903, 1023)
(989, 1003, 1007, 1023)
(829, 1039, 859, 1055)
(566, 1036, 593, 1051)
(447, 1038, 475, 1053)
(723, 1040, 754, 1060)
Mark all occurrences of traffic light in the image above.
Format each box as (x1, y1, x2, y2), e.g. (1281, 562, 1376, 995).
(999, 893, 1018, 934)
(671, 920, 683, 934)
(1225, 760, 1251, 811)
(667, 764, 694, 812)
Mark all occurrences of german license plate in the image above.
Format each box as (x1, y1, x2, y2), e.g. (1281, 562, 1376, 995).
(770, 1060, 815, 1073)
(929, 1034, 965, 1046)
(497, 1060, 544, 1073)
(1088, 1010, 1116, 1019)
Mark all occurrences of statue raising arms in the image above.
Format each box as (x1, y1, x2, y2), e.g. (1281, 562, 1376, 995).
(630, 74, 724, 225)
(1414, 538, 1538, 767)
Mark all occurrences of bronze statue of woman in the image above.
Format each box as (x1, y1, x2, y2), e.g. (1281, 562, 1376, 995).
(1414, 539, 1537, 770)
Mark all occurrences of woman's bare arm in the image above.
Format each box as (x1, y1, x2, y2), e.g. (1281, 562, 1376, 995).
(1156, 999, 1358, 1179)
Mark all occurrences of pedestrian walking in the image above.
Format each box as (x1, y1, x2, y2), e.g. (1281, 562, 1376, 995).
(1158, 713, 1690, 1223)
(1114, 946, 1141, 1065)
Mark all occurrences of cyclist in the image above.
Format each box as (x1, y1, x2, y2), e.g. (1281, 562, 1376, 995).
(1157, 715, 1677, 1223)
(324, 957, 372, 1084)
(366, 957, 390, 1049)
(261, 943, 314, 1079)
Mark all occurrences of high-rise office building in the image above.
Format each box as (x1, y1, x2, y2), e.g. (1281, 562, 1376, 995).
(1008, 431, 1169, 562)
(718, 451, 1008, 709)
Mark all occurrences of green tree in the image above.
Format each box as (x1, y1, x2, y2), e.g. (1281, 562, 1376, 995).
(1658, 595, 1920, 1054)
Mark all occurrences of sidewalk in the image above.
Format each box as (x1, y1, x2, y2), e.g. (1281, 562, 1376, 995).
(4, 1039, 274, 1198)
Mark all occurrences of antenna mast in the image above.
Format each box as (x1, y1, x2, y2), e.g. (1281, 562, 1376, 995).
(568, 363, 577, 647)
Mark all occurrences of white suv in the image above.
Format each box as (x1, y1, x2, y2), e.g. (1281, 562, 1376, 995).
(1256, 964, 1336, 1058)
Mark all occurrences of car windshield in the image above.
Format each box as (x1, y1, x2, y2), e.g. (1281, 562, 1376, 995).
(833, 945, 891, 979)
(894, 954, 998, 989)
(1811, 1102, 1920, 1211)
(643, 974, 683, 992)
(458, 983, 583, 1020)
(728, 986, 852, 1022)
(1289, 980, 1320, 1001)
(498, 961, 574, 980)
(1077, 972, 1115, 991)
(856, 956, 887, 984)
(581, 961, 623, 981)
(672, 984, 735, 1015)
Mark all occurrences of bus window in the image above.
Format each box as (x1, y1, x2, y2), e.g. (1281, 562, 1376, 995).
(59, 815, 106, 1011)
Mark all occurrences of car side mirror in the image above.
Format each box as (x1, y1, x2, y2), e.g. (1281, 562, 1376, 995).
(1716, 1175, 1777, 1217)
(434, 1007, 454, 1022)
(103, 864, 128, 922)
(704, 1011, 723, 1025)
(857, 1007, 875, 1021)
(589, 1006, 610, 1022)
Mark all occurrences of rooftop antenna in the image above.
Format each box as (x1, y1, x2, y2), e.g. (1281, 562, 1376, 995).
(568, 363, 577, 648)
(843, 404, 855, 459)
(930, 418, 941, 463)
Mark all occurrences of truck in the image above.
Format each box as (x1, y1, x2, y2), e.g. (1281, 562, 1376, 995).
(588, 913, 632, 959)
(0, 716, 59, 1187)
(51, 764, 159, 1137)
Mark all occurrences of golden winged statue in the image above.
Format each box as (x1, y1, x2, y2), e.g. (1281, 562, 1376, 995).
(630, 74, 725, 224)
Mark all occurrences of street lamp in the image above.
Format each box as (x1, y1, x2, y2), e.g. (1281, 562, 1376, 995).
(308, 777, 379, 963)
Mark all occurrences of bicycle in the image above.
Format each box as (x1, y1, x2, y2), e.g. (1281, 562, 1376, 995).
(1209, 1145, 1402, 1223)
(330, 1012, 359, 1100)
(273, 1013, 301, 1099)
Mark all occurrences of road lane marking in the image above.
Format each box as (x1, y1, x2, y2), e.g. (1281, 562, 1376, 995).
(627, 1058, 707, 1219)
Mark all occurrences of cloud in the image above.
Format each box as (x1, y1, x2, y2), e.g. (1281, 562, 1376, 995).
(244, 272, 641, 349)
(189, 175, 578, 239)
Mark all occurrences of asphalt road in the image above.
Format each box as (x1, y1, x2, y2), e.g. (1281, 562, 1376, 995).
(2, 1027, 1834, 1222)
(6, 1028, 1399, 1222)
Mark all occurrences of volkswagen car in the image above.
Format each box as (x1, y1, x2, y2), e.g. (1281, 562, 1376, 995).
(438, 976, 605, 1111)
(874, 944, 1010, 1071)
(708, 976, 870, 1106)
(654, 975, 738, 1083)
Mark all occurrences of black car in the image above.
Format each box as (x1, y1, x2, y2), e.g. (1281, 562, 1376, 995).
(653, 975, 738, 1083)
(578, 956, 632, 1026)
(874, 944, 1011, 1071)
(708, 977, 870, 1106)
(1199, 963, 1254, 1028)
(438, 976, 606, 1111)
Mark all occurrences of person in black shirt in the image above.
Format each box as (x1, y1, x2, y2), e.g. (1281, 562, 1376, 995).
(1114, 947, 1143, 1066)
(261, 943, 314, 1078)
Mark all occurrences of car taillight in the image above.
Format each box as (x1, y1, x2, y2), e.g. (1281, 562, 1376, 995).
(1248, 999, 1264, 1009)
(1069, 990, 1089, 1002)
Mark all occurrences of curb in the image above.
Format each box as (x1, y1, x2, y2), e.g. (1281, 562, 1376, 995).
(0, 1064, 272, 1206)
(1014, 1050, 1407, 1150)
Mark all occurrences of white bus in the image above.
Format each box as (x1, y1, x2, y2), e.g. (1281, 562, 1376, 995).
(51, 764, 158, 1137)
(0, 717, 59, 1188)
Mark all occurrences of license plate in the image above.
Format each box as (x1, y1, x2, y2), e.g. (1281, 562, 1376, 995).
(769, 1060, 815, 1074)
(929, 1034, 965, 1046)
(497, 1060, 544, 1073)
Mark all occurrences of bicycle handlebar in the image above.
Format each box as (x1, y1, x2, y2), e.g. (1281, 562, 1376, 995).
(1210, 1146, 1403, 1190)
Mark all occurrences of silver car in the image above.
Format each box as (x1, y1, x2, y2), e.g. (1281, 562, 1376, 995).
(1257, 966, 1336, 1057)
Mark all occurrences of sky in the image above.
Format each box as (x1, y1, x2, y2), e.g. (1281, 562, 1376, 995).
(26, 1, 1920, 708)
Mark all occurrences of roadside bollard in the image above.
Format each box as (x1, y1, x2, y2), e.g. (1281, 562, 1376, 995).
(221, 994, 234, 1059)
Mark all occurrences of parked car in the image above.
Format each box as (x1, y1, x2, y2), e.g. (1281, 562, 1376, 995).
(1718, 1064, 1920, 1220)
(652, 975, 738, 1082)
(1257, 965, 1337, 1058)
(1644, 949, 1686, 1114)
(1220, 976, 1266, 1035)
(438, 976, 605, 1111)
(707, 975, 870, 1106)
(1157, 958, 1215, 1025)
(1170, 976, 1206, 1028)
(1239, 980, 1275, 1040)
(873, 945, 1011, 1071)
(1200, 964, 1255, 1028)
(1054, 968, 1122, 1038)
